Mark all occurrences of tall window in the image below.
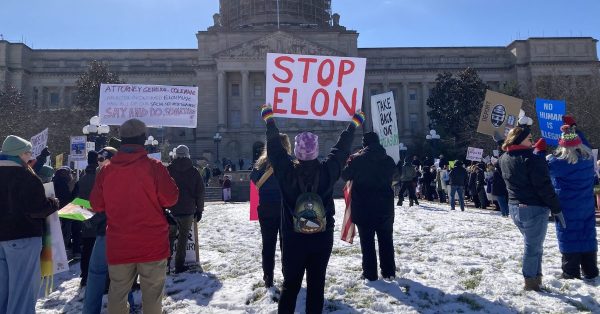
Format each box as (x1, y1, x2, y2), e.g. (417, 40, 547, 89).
(409, 113, 419, 133)
(229, 110, 241, 128)
(253, 82, 263, 97)
(50, 93, 59, 107)
(409, 89, 417, 101)
(230, 83, 240, 97)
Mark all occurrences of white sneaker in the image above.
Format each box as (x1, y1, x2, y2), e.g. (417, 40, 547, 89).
(384, 276, 396, 281)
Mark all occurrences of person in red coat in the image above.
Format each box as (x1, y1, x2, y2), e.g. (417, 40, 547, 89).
(90, 119, 178, 314)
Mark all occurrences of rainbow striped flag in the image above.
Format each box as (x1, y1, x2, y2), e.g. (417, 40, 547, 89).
(341, 181, 356, 244)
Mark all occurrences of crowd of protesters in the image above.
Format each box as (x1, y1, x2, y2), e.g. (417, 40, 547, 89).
(1, 105, 598, 313)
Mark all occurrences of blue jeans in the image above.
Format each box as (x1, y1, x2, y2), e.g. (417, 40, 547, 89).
(83, 236, 134, 314)
(0, 237, 42, 314)
(509, 204, 550, 278)
(496, 195, 509, 216)
(450, 186, 465, 210)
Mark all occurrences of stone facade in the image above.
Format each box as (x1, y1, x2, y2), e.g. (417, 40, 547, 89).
(0, 1, 598, 164)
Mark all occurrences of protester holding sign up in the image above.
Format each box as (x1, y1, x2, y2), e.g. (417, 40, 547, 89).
(499, 119, 563, 291)
(547, 119, 598, 280)
(261, 104, 364, 313)
(0, 135, 60, 314)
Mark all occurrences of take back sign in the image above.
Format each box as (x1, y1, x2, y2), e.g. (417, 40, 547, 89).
(266, 53, 366, 122)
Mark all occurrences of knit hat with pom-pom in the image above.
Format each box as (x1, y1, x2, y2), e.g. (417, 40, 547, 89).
(558, 125, 582, 147)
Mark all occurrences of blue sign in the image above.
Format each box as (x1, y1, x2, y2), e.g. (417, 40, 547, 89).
(535, 98, 566, 146)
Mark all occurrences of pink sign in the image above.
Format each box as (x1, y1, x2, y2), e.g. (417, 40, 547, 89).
(249, 181, 259, 221)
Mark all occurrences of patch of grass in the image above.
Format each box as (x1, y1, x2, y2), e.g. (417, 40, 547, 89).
(457, 295, 483, 311)
(460, 269, 483, 290)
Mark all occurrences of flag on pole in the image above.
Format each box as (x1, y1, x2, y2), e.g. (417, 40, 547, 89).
(341, 181, 356, 244)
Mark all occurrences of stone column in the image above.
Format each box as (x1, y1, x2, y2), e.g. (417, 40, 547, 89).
(402, 82, 410, 134)
(217, 71, 226, 128)
(241, 70, 250, 127)
(37, 87, 43, 107)
(59, 86, 65, 107)
(421, 82, 430, 131)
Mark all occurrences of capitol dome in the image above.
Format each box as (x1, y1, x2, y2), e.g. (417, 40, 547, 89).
(218, 0, 333, 28)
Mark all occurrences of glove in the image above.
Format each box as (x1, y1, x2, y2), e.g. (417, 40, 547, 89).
(194, 211, 203, 222)
(553, 212, 566, 229)
(260, 104, 274, 123)
(352, 110, 366, 128)
(562, 115, 576, 127)
(39, 147, 51, 159)
(164, 209, 179, 226)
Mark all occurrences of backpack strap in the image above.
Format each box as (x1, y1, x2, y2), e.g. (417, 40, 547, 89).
(256, 167, 273, 190)
(298, 171, 320, 193)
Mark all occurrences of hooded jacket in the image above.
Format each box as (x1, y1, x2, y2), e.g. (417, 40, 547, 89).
(0, 157, 59, 241)
(90, 145, 179, 265)
(548, 155, 597, 253)
(266, 120, 355, 235)
(167, 157, 205, 216)
(341, 143, 396, 225)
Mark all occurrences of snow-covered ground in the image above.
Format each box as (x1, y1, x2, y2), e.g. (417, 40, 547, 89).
(37, 200, 599, 313)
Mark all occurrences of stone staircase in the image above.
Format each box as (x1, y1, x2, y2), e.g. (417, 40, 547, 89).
(204, 187, 223, 202)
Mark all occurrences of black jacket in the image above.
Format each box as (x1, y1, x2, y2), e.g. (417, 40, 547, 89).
(0, 159, 59, 241)
(251, 165, 284, 219)
(491, 166, 508, 196)
(167, 158, 205, 216)
(341, 143, 396, 225)
(498, 146, 561, 213)
(266, 120, 355, 234)
(78, 165, 98, 238)
(449, 166, 468, 186)
(476, 169, 486, 191)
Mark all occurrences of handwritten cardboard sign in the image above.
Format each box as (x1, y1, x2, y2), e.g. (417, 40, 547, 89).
(99, 84, 198, 128)
(466, 147, 484, 162)
(371, 92, 400, 163)
(30, 128, 48, 158)
(266, 53, 366, 121)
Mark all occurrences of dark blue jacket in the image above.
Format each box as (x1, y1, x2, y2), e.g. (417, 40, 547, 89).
(548, 155, 597, 253)
(250, 166, 283, 206)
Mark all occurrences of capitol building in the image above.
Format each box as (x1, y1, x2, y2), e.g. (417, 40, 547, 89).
(1, 0, 598, 162)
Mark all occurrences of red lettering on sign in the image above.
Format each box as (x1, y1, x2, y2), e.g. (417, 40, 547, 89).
(333, 88, 357, 116)
(273, 56, 294, 83)
(273, 87, 289, 114)
(298, 57, 317, 84)
(311, 88, 329, 116)
(290, 89, 308, 115)
(317, 59, 335, 87)
(338, 60, 355, 87)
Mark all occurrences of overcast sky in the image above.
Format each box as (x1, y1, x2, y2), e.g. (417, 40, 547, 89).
(1, 0, 599, 51)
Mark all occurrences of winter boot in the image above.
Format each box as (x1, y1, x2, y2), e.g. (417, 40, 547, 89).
(524, 277, 541, 291)
(535, 275, 542, 287)
(397, 199, 403, 206)
(414, 199, 419, 206)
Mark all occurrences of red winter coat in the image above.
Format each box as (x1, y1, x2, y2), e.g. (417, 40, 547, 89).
(90, 145, 178, 265)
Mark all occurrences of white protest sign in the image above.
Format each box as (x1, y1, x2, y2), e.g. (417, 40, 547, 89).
(173, 222, 200, 265)
(266, 53, 366, 122)
(99, 84, 198, 128)
(370, 92, 400, 163)
(466, 147, 484, 162)
(30, 128, 48, 158)
(70, 136, 87, 160)
(43, 183, 69, 274)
